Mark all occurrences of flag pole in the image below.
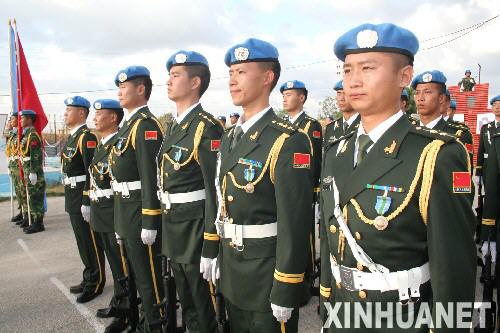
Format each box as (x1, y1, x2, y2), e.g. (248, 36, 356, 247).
(7, 19, 15, 219)
(13, 19, 32, 227)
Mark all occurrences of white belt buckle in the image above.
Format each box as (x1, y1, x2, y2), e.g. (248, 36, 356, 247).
(70, 178, 76, 188)
(233, 225, 244, 251)
(161, 191, 171, 210)
(339, 266, 357, 291)
(122, 183, 130, 198)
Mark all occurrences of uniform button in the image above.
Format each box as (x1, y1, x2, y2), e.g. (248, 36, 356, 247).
(164, 172, 169, 177)
(358, 290, 367, 299)
(329, 225, 337, 233)
(356, 262, 363, 271)
(229, 218, 233, 223)
(227, 195, 234, 202)
(336, 282, 341, 289)
(163, 210, 168, 214)
(355, 232, 361, 240)
(229, 241, 234, 247)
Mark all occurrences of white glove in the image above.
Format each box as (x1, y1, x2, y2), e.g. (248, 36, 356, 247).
(81, 205, 90, 222)
(200, 257, 216, 281)
(115, 232, 122, 245)
(211, 256, 220, 285)
(29, 173, 37, 185)
(482, 241, 497, 264)
(141, 228, 157, 245)
(473, 176, 481, 187)
(271, 303, 293, 322)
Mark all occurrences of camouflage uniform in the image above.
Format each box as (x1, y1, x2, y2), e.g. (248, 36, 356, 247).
(19, 127, 46, 219)
(6, 130, 24, 215)
(458, 76, 476, 92)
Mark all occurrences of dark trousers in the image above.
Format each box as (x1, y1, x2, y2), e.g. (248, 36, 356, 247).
(97, 231, 127, 308)
(226, 300, 299, 333)
(171, 262, 217, 333)
(69, 213, 105, 293)
(123, 237, 163, 333)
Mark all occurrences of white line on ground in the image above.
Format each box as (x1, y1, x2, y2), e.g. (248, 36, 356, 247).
(17, 238, 105, 333)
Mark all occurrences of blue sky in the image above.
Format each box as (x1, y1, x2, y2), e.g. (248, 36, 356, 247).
(1, 0, 499, 129)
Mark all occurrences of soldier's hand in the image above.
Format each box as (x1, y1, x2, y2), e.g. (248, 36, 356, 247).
(200, 256, 216, 281)
(141, 228, 157, 245)
(81, 205, 91, 222)
(211, 257, 220, 285)
(481, 241, 497, 264)
(271, 303, 293, 322)
(115, 232, 123, 245)
(29, 173, 37, 185)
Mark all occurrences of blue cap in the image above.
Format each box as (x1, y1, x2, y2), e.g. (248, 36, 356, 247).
(115, 65, 150, 86)
(490, 95, 500, 105)
(280, 80, 307, 93)
(411, 70, 447, 89)
(450, 100, 457, 109)
(229, 112, 240, 118)
(401, 88, 409, 99)
(20, 109, 36, 117)
(217, 115, 226, 121)
(334, 23, 419, 62)
(224, 38, 279, 67)
(11, 110, 18, 117)
(65, 96, 91, 109)
(465, 69, 471, 74)
(445, 88, 451, 97)
(93, 99, 123, 111)
(333, 80, 344, 91)
(166, 50, 209, 71)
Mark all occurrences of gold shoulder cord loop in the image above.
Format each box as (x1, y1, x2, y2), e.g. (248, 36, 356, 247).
(350, 139, 444, 227)
(161, 121, 205, 173)
(227, 133, 289, 191)
(298, 128, 314, 157)
(112, 119, 142, 155)
(20, 132, 33, 157)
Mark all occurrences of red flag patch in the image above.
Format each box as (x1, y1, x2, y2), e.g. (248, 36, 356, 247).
(293, 153, 310, 169)
(145, 131, 158, 140)
(211, 140, 221, 151)
(465, 143, 473, 153)
(86, 141, 97, 149)
(452, 172, 471, 193)
(31, 140, 39, 148)
(312, 130, 321, 139)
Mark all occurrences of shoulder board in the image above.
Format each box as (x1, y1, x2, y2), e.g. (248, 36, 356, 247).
(329, 130, 356, 146)
(140, 112, 151, 119)
(198, 112, 218, 126)
(269, 120, 297, 134)
(410, 126, 455, 143)
(447, 122, 468, 130)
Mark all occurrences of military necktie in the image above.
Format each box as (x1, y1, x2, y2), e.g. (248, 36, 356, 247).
(343, 121, 349, 133)
(170, 120, 178, 135)
(230, 126, 244, 151)
(356, 134, 373, 166)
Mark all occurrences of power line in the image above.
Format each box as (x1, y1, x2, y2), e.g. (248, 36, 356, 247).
(1, 15, 497, 97)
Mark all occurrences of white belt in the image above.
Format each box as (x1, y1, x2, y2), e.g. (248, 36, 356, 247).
(89, 188, 114, 201)
(330, 257, 430, 302)
(112, 180, 141, 198)
(63, 175, 86, 188)
(159, 189, 206, 209)
(22, 157, 30, 162)
(9, 156, 19, 161)
(484, 153, 489, 158)
(217, 221, 277, 250)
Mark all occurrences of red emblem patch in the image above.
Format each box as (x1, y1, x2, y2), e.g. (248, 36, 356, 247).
(86, 141, 97, 148)
(211, 140, 221, 151)
(465, 143, 473, 153)
(31, 140, 39, 148)
(312, 130, 321, 139)
(452, 172, 471, 193)
(293, 153, 310, 169)
(145, 131, 158, 140)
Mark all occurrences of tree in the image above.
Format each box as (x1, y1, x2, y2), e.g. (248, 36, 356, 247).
(157, 112, 173, 130)
(274, 107, 287, 119)
(405, 86, 416, 116)
(318, 95, 341, 120)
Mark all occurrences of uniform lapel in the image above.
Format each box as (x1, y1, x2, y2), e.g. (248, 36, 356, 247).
(433, 118, 447, 132)
(338, 116, 410, 207)
(293, 112, 306, 129)
(220, 110, 274, 175)
(162, 105, 200, 150)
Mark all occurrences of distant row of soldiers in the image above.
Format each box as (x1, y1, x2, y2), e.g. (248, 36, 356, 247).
(6, 109, 46, 234)
(8, 22, 498, 333)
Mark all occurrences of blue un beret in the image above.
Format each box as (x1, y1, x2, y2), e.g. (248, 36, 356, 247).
(334, 80, 344, 91)
(334, 23, 419, 62)
(450, 100, 457, 109)
(229, 113, 240, 118)
(465, 69, 471, 74)
(65, 96, 91, 109)
(114, 65, 150, 86)
(224, 38, 279, 67)
(401, 88, 409, 99)
(11, 110, 18, 117)
(93, 99, 123, 111)
(490, 95, 500, 105)
(166, 50, 209, 71)
(280, 80, 307, 93)
(20, 109, 36, 117)
(445, 88, 451, 97)
(217, 116, 226, 121)
(411, 70, 447, 89)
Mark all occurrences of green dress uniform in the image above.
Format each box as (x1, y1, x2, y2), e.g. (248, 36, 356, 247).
(324, 115, 360, 146)
(89, 133, 129, 315)
(320, 115, 476, 331)
(19, 127, 46, 222)
(108, 106, 164, 332)
(158, 104, 223, 333)
(476, 121, 499, 181)
(6, 129, 24, 217)
(217, 109, 313, 332)
(62, 124, 105, 295)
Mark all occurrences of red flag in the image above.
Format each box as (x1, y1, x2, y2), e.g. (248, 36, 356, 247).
(16, 32, 48, 135)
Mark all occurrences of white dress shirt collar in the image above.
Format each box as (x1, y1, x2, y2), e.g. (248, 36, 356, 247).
(236, 107, 271, 134)
(289, 110, 304, 125)
(101, 131, 118, 145)
(70, 123, 86, 136)
(175, 102, 200, 125)
(124, 105, 147, 122)
(419, 116, 442, 129)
